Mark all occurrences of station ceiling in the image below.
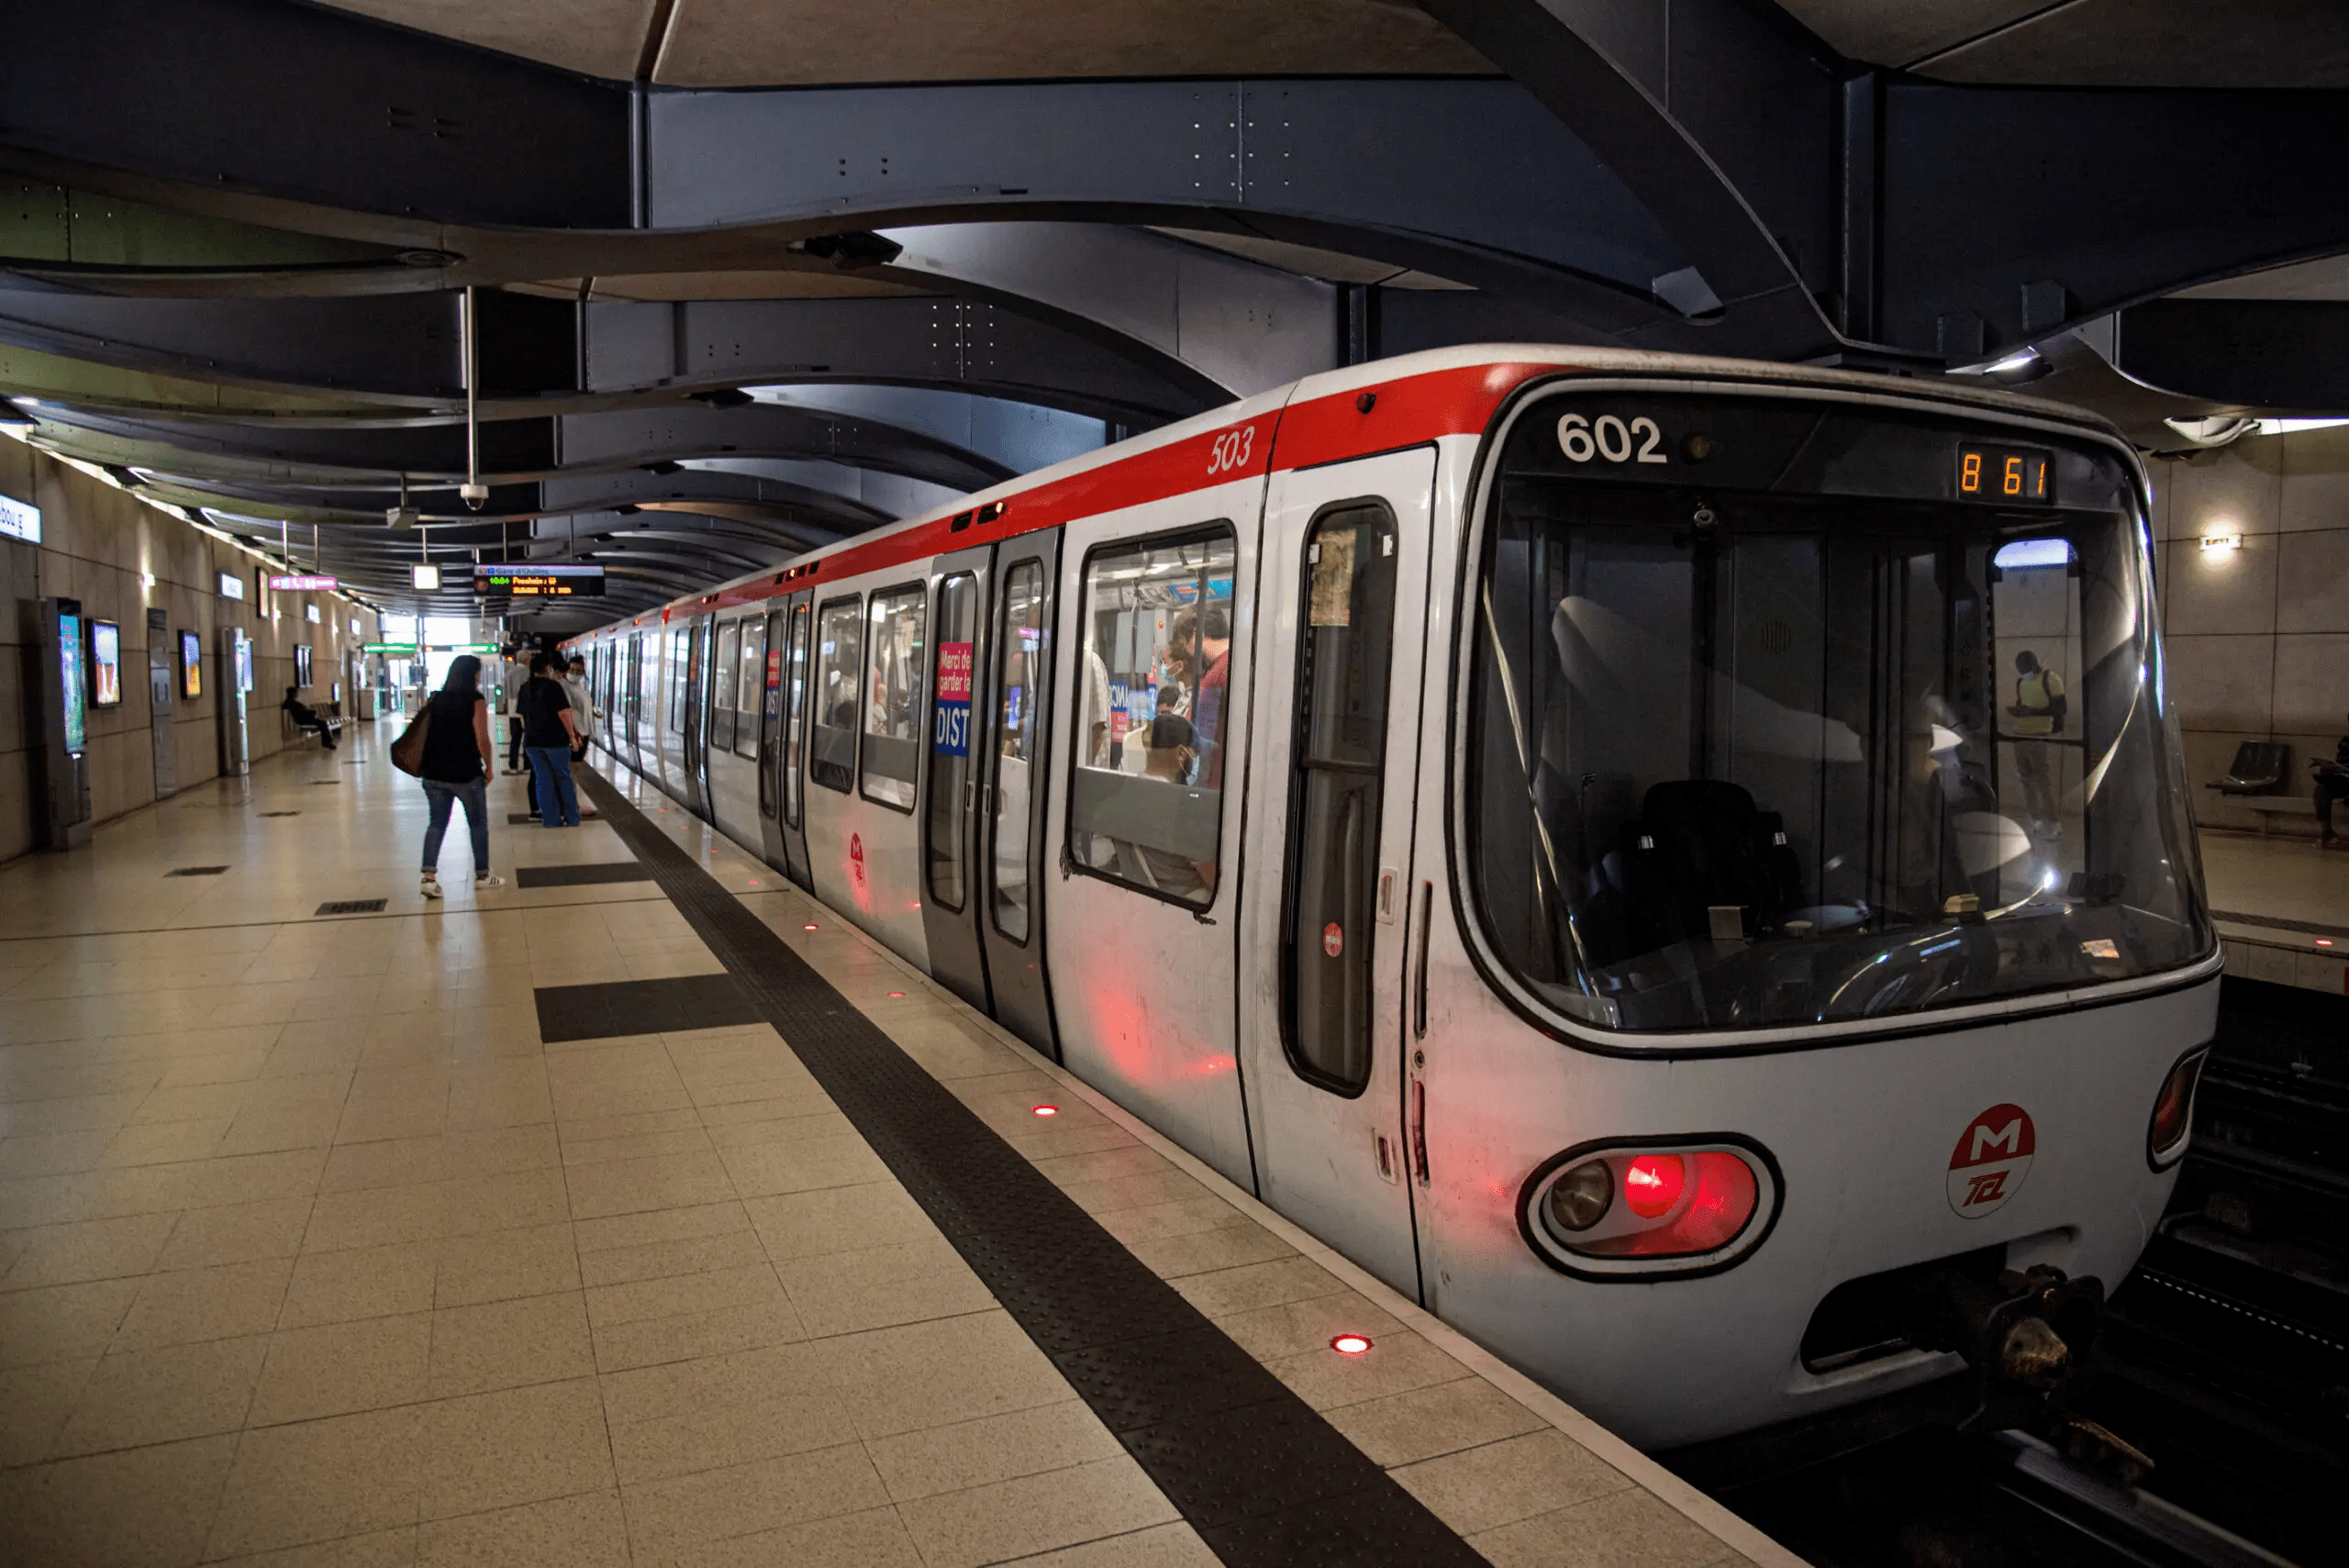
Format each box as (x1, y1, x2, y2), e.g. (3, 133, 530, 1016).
(4, 0, 2345, 630)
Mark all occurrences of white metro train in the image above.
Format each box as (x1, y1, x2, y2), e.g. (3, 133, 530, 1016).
(569, 346, 2218, 1449)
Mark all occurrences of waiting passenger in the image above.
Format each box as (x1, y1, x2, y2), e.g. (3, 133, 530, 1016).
(415, 654, 503, 899)
(564, 656, 596, 762)
(2315, 712, 2349, 848)
(283, 686, 337, 750)
(518, 653, 582, 828)
(1190, 604, 1233, 788)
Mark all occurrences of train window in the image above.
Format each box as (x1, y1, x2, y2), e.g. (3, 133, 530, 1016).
(783, 603, 811, 825)
(1464, 391, 2208, 1035)
(667, 628, 690, 734)
(710, 620, 740, 753)
(809, 597, 862, 794)
(991, 561, 1048, 943)
(1067, 528, 1235, 907)
(926, 573, 979, 910)
(734, 619, 765, 761)
(1282, 502, 1398, 1096)
(861, 584, 927, 813)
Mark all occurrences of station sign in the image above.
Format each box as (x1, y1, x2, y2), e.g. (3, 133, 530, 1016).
(217, 572, 246, 601)
(0, 494, 39, 544)
(269, 573, 338, 592)
(473, 563, 605, 597)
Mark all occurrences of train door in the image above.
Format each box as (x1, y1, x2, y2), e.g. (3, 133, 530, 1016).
(679, 616, 710, 813)
(1046, 512, 1255, 1185)
(753, 606, 789, 869)
(980, 532, 1061, 1054)
(919, 546, 996, 1012)
(776, 593, 815, 888)
(1235, 447, 1439, 1298)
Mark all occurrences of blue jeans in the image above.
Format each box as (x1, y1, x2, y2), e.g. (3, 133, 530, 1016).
(421, 777, 489, 876)
(527, 746, 580, 827)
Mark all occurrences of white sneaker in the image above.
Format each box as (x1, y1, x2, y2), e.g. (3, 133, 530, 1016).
(420, 875, 444, 900)
(474, 873, 506, 889)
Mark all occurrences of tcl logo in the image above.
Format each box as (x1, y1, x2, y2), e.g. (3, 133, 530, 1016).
(1947, 1103, 2035, 1218)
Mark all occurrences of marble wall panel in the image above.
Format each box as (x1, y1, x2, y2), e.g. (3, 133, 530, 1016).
(2272, 634, 2349, 734)
(2281, 423, 2349, 532)
(2165, 633, 2273, 733)
(2277, 528, 2349, 634)
(2163, 528, 2277, 638)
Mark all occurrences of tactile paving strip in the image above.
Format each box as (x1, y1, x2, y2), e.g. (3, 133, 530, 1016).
(513, 862, 651, 888)
(533, 972, 765, 1043)
(573, 765, 1484, 1568)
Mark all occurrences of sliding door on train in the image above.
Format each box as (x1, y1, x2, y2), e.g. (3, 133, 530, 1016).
(1236, 447, 1440, 1298)
(977, 532, 1061, 1055)
(918, 546, 997, 1014)
(774, 594, 814, 889)
(1046, 506, 1256, 1187)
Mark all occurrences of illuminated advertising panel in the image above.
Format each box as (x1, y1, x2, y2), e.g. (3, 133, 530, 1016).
(180, 630, 203, 698)
(58, 612, 85, 752)
(295, 645, 313, 689)
(89, 620, 122, 707)
(235, 628, 254, 694)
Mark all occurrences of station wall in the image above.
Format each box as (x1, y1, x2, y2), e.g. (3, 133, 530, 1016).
(2154, 428, 2349, 835)
(0, 439, 380, 864)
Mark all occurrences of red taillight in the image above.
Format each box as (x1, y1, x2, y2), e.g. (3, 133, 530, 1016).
(1623, 1154, 1685, 1218)
(2148, 1051, 2206, 1166)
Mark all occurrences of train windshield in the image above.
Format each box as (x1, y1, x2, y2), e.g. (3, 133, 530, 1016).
(1467, 390, 2210, 1035)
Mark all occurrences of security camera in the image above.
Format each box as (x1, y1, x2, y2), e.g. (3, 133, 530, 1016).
(459, 481, 489, 510)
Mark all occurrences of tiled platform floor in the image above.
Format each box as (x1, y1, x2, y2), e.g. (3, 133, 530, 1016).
(0, 726, 1798, 1567)
(2203, 829, 2349, 994)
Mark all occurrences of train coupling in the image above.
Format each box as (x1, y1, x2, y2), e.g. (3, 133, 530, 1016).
(1901, 1263, 2107, 1433)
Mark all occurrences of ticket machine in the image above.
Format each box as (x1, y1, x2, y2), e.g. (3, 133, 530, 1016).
(218, 626, 252, 777)
(33, 597, 94, 849)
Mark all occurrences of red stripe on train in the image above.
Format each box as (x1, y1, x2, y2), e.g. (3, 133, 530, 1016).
(665, 359, 1557, 615)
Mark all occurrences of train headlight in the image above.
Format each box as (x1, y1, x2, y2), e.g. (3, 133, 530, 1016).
(1522, 1138, 1782, 1279)
(2147, 1047, 2209, 1170)
(1545, 1159, 1614, 1232)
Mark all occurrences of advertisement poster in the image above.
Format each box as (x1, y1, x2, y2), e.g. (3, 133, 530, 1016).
(181, 630, 202, 699)
(295, 644, 313, 689)
(59, 613, 85, 753)
(932, 640, 973, 756)
(235, 629, 254, 694)
(90, 620, 122, 707)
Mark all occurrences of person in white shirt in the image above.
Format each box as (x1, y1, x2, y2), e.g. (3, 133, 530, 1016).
(563, 657, 596, 761)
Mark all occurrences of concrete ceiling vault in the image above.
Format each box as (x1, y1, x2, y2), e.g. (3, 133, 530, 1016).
(5, 0, 2349, 628)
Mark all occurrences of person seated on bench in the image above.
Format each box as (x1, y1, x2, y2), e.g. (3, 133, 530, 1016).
(2316, 711, 2349, 848)
(283, 686, 337, 751)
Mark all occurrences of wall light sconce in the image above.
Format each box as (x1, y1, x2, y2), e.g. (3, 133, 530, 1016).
(141, 572, 156, 589)
(2199, 532, 2242, 553)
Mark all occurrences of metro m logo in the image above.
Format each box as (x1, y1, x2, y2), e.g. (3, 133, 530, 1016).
(1948, 1103, 2036, 1218)
(1970, 1118, 2024, 1163)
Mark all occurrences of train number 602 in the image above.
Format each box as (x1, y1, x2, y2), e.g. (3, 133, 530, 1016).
(1557, 413, 1667, 465)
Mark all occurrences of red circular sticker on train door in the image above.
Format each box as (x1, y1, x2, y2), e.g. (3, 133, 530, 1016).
(850, 833, 865, 888)
(1322, 923, 1343, 958)
(1948, 1103, 2034, 1218)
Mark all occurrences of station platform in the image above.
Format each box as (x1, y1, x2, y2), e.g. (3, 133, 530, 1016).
(2202, 830, 2349, 996)
(0, 726, 1796, 1568)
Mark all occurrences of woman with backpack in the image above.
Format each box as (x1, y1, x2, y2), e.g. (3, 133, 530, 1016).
(405, 654, 506, 899)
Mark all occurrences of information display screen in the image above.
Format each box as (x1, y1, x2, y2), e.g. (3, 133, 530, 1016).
(235, 629, 254, 694)
(180, 630, 203, 699)
(89, 620, 122, 707)
(473, 564, 605, 597)
(58, 612, 85, 753)
(1957, 443, 2054, 505)
(295, 645, 313, 690)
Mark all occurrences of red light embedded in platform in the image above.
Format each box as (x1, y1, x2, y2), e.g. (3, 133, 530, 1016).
(803, 923, 818, 930)
(1330, 1334, 1373, 1355)
(1623, 1154, 1686, 1218)
(887, 991, 904, 998)
(1032, 1105, 1058, 1118)
(2319, 939, 2334, 948)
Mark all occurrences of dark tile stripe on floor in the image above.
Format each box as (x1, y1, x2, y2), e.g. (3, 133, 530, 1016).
(513, 862, 651, 889)
(534, 973, 764, 1043)
(571, 764, 1484, 1567)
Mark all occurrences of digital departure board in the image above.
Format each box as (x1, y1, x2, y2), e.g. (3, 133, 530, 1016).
(1957, 443, 2054, 505)
(473, 563, 606, 597)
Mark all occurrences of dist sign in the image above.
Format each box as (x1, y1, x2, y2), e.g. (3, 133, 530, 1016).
(849, 832, 865, 888)
(933, 640, 973, 756)
(1948, 1103, 2035, 1218)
